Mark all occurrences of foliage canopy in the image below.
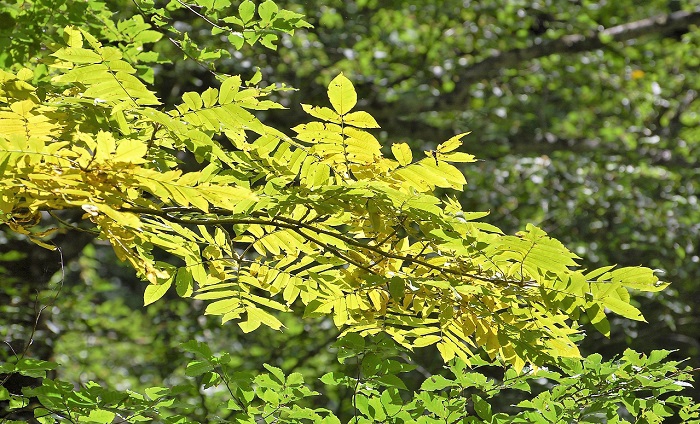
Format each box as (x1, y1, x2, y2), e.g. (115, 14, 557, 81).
(0, 0, 698, 423)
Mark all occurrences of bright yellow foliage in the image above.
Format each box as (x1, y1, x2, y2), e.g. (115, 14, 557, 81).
(0, 26, 668, 371)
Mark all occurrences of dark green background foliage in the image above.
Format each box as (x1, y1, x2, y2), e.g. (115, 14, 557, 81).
(1, 0, 699, 422)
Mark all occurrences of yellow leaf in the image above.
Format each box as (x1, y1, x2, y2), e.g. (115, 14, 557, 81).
(440, 152, 476, 163)
(97, 204, 142, 229)
(367, 290, 387, 312)
(240, 306, 284, 332)
(113, 139, 147, 164)
(631, 69, 645, 79)
(9, 100, 35, 116)
(343, 111, 380, 128)
(437, 132, 471, 153)
(16, 68, 34, 81)
(63, 26, 83, 48)
(205, 298, 241, 315)
(437, 341, 456, 362)
(333, 297, 349, 327)
(391, 143, 412, 166)
(547, 337, 581, 358)
(283, 278, 301, 305)
(413, 334, 441, 348)
(182, 92, 203, 111)
(219, 75, 242, 104)
(327, 73, 356, 115)
(603, 297, 646, 322)
(301, 104, 341, 123)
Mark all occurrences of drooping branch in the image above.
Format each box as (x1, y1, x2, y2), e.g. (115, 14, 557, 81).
(366, 7, 700, 153)
(454, 7, 700, 87)
(114, 205, 534, 286)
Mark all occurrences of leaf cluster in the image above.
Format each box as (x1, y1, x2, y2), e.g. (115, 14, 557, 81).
(0, 0, 698, 422)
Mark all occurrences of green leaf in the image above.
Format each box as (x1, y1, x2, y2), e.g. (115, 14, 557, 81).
(258, 0, 278, 23)
(376, 374, 407, 390)
(52, 47, 102, 63)
(228, 33, 244, 49)
(327, 73, 356, 115)
(421, 375, 458, 391)
(143, 279, 172, 306)
(263, 363, 286, 384)
(239, 0, 255, 23)
(175, 267, 193, 297)
(77, 409, 115, 423)
(202, 87, 218, 107)
(181, 340, 213, 358)
(185, 360, 214, 377)
(320, 372, 346, 386)
(219, 75, 241, 104)
(603, 297, 645, 321)
(389, 277, 404, 300)
(247, 69, 262, 85)
(472, 394, 492, 420)
(144, 386, 170, 399)
(15, 359, 58, 378)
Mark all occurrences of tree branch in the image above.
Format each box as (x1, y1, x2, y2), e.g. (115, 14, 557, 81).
(454, 7, 700, 87)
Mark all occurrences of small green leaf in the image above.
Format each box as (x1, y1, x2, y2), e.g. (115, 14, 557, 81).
(181, 340, 213, 358)
(247, 69, 262, 86)
(377, 374, 407, 390)
(228, 33, 245, 49)
(239, 0, 255, 23)
(260, 33, 278, 50)
(263, 363, 286, 384)
(604, 297, 645, 321)
(185, 360, 213, 377)
(86, 409, 117, 423)
(145, 386, 170, 399)
(320, 372, 346, 386)
(143, 279, 172, 306)
(420, 375, 458, 391)
(219, 75, 241, 104)
(15, 358, 58, 378)
(175, 267, 193, 297)
(202, 87, 218, 107)
(258, 0, 278, 23)
(472, 394, 492, 420)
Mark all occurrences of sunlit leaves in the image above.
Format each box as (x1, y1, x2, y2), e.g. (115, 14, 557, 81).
(143, 279, 172, 306)
(327, 72, 357, 115)
(0, 31, 670, 374)
(391, 142, 412, 166)
(51, 28, 160, 106)
(2, 1, 697, 423)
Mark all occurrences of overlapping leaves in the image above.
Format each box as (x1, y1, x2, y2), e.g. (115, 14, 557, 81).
(0, 29, 668, 371)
